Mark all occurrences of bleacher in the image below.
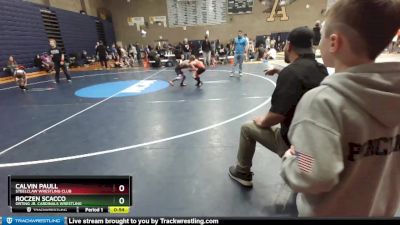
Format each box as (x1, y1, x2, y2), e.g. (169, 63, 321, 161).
(0, 0, 116, 78)
(0, 0, 49, 77)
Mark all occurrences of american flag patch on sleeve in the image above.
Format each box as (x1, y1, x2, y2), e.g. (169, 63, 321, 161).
(295, 150, 314, 173)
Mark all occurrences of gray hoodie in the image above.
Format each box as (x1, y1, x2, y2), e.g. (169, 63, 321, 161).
(281, 62, 400, 217)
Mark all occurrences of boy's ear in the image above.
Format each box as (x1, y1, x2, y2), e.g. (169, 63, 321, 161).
(286, 42, 292, 52)
(329, 33, 341, 54)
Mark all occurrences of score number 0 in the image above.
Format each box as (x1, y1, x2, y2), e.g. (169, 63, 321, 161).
(118, 185, 125, 205)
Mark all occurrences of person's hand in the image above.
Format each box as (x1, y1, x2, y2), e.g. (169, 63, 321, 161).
(253, 116, 266, 128)
(60, 61, 64, 65)
(283, 145, 296, 158)
(264, 67, 280, 76)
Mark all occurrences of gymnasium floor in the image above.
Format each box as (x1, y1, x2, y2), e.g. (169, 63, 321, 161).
(0, 55, 399, 217)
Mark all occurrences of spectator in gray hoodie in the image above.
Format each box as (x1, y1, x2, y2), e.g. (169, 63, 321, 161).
(281, 0, 400, 217)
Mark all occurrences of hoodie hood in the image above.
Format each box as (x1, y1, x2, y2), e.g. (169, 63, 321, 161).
(321, 62, 400, 127)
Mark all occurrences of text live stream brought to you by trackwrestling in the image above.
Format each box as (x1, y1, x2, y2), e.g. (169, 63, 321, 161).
(1, 217, 222, 225)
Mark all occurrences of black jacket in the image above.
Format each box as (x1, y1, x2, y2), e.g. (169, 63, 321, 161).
(202, 40, 211, 52)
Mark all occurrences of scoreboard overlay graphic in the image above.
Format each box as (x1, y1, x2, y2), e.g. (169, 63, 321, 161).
(8, 176, 132, 214)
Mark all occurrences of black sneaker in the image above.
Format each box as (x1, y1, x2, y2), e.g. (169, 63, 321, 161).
(228, 166, 253, 187)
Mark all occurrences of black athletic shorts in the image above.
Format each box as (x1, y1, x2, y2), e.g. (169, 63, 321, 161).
(196, 67, 206, 76)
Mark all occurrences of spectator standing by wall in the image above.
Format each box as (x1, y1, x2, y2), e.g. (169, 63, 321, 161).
(313, 20, 321, 48)
(182, 39, 191, 60)
(230, 30, 248, 77)
(96, 41, 109, 69)
(201, 35, 211, 66)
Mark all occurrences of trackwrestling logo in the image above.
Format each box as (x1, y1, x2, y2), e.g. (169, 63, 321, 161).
(2, 217, 64, 225)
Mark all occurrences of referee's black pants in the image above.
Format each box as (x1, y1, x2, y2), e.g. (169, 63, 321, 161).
(54, 62, 71, 83)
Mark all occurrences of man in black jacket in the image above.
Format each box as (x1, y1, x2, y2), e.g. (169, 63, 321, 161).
(313, 21, 321, 46)
(96, 41, 109, 69)
(182, 39, 191, 60)
(201, 35, 211, 66)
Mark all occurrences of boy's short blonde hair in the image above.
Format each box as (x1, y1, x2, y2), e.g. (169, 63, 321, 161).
(324, 0, 400, 60)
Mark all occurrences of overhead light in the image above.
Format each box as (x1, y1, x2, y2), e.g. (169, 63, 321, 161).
(306, 4, 310, 8)
(280, 0, 286, 6)
(141, 29, 147, 37)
